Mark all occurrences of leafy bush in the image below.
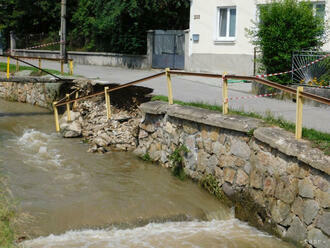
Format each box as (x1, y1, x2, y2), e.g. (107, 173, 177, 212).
(248, 0, 325, 84)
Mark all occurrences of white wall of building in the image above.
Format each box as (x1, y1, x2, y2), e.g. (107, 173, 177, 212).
(187, 0, 329, 74)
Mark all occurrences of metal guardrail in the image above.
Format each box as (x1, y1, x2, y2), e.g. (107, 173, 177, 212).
(52, 69, 329, 140)
(1, 54, 74, 78)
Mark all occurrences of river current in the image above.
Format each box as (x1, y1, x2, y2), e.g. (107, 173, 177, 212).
(0, 98, 294, 248)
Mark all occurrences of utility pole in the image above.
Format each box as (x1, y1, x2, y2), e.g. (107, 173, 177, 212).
(60, 0, 67, 62)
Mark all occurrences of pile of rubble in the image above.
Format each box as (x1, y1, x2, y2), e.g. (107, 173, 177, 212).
(59, 97, 141, 153)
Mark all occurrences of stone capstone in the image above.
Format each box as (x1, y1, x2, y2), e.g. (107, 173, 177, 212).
(254, 127, 330, 174)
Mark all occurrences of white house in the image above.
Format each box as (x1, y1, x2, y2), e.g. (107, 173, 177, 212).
(186, 0, 329, 75)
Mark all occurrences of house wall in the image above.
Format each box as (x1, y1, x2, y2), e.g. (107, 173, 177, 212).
(187, 0, 330, 74)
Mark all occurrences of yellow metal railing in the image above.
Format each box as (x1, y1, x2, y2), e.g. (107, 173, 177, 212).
(53, 68, 330, 140)
(5, 55, 74, 76)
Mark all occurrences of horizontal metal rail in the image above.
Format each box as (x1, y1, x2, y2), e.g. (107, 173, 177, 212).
(2, 54, 64, 80)
(169, 70, 223, 78)
(54, 70, 329, 107)
(12, 55, 72, 62)
(55, 72, 165, 107)
(227, 75, 330, 105)
(1, 54, 75, 82)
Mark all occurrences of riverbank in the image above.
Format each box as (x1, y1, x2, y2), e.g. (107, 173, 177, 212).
(1, 77, 329, 247)
(0, 176, 16, 247)
(0, 98, 297, 248)
(56, 90, 330, 247)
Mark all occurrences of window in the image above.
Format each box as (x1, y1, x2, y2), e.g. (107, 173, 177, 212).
(311, 2, 326, 20)
(217, 7, 236, 41)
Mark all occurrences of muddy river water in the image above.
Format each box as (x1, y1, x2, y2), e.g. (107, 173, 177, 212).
(0, 98, 294, 248)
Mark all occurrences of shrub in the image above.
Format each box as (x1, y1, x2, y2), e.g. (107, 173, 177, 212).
(247, 0, 325, 84)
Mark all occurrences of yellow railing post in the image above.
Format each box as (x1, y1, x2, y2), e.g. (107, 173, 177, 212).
(66, 94, 71, 122)
(16, 59, 19, 72)
(69, 60, 74, 75)
(53, 101, 60, 132)
(73, 91, 79, 110)
(295, 86, 303, 139)
(61, 60, 64, 75)
(222, 73, 228, 115)
(165, 68, 173, 105)
(6, 57, 10, 79)
(104, 87, 111, 120)
(38, 57, 42, 75)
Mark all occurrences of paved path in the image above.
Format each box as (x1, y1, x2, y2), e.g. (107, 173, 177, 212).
(2, 57, 330, 132)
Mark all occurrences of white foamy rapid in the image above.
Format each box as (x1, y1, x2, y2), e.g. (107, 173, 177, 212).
(16, 129, 62, 168)
(22, 219, 291, 248)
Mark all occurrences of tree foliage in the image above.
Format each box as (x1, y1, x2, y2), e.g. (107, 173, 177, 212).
(70, 0, 190, 54)
(0, 0, 190, 54)
(248, 0, 325, 84)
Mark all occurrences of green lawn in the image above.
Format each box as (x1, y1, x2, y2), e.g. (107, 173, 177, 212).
(0, 62, 71, 77)
(151, 95, 330, 155)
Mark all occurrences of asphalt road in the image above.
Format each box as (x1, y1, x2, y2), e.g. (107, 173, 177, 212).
(2, 57, 329, 132)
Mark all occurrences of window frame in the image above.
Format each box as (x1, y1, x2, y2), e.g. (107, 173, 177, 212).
(311, 1, 326, 20)
(216, 6, 237, 42)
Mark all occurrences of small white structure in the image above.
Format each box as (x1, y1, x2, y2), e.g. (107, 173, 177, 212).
(186, 0, 329, 75)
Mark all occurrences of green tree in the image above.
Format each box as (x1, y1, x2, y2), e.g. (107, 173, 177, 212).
(71, 0, 190, 54)
(0, 0, 78, 49)
(248, 0, 325, 84)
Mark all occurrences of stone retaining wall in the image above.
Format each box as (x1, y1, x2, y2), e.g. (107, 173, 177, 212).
(134, 101, 329, 248)
(0, 77, 65, 109)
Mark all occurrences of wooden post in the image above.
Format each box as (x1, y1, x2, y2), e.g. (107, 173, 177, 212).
(61, 60, 64, 75)
(295, 86, 303, 139)
(16, 59, 19, 72)
(73, 91, 79, 110)
(165, 68, 173, 105)
(222, 73, 228, 115)
(38, 58, 42, 75)
(66, 94, 71, 122)
(6, 57, 10, 79)
(69, 60, 73, 75)
(53, 101, 60, 132)
(104, 87, 111, 120)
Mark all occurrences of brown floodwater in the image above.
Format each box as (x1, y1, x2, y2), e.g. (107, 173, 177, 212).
(0, 98, 294, 248)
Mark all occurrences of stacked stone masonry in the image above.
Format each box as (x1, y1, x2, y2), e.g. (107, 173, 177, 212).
(135, 101, 330, 248)
(0, 79, 63, 109)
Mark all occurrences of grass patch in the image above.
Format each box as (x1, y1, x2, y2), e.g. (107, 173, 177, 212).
(152, 95, 330, 155)
(199, 175, 232, 206)
(151, 95, 223, 112)
(141, 153, 151, 162)
(0, 62, 71, 77)
(0, 178, 16, 248)
(169, 145, 189, 181)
